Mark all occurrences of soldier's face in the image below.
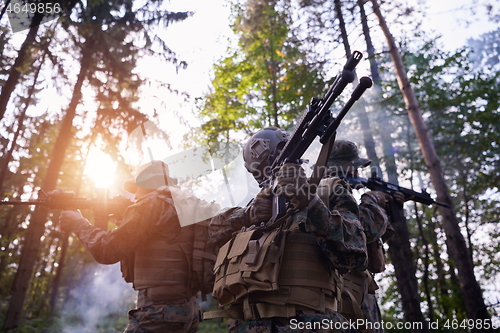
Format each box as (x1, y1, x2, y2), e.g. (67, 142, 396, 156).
(249, 159, 271, 184)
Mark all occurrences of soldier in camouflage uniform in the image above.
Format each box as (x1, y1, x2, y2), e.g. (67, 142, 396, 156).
(59, 160, 220, 333)
(206, 127, 368, 333)
(324, 140, 405, 333)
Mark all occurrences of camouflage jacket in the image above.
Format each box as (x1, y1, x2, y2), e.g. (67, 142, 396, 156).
(209, 178, 367, 274)
(358, 197, 392, 244)
(71, 188, 183, 265)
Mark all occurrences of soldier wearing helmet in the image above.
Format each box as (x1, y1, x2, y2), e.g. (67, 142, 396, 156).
(323, 140, 405, 333)
(59, 160, 220, 333)
(206, 128, 367, 332)
(326, 140, 371, 178)
(325, 140, 402, 244)
(242, 126, 289, 183)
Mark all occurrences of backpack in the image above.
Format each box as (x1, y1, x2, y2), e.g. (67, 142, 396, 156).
(190, 218, 217, 301)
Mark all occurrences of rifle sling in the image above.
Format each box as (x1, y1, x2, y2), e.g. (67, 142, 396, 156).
(309, 133, 336, 196)
(290, 134, 335, 212)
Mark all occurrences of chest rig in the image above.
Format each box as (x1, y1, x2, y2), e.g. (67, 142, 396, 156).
(205, 207, 342, 320)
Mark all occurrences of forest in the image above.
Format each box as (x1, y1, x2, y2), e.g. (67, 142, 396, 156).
(0, 0, 499, 332)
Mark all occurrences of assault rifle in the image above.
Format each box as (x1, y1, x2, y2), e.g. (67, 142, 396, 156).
(0, 190, 133, 230)
(343, 172, 450, 223)
(267, 51, 373, 222)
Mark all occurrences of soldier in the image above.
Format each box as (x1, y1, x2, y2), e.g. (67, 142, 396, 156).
(59, 160, 220, 333)
(205, 127, 367, 332)
(323, 140, 404, 333)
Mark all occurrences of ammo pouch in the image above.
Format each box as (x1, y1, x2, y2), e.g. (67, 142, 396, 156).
(367, 238, 386, 273)
(341, 269, 371, 333)
(342, 270, 366, 309)
(208, 223, 342, 320)
(212, 227, 285, 307)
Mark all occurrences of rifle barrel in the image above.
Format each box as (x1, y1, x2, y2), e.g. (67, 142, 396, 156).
(321, 76, 373, 144)
(0, 198, 132, 213)
(434, 200, 451, 208)
(343, 176, 450, 208)
(0, 200, 43, 205)
(267, 51, 368, 222)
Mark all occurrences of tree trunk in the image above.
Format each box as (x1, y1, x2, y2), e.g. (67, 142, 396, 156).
(370, 0, 492, 329)
(358, 0, 398, 183)
(358, 0, 381, 86)
(0, 0, 12, 21)
(428, 216, 457, 317)
(0, 207, 24, 280)
(459, 166, 474, 263)
(387, 218, 428, 331)
(0, 12, 44, 121)
(408, 121, 436, 322)
(0, 54, 44, 191)
(49, 130, 97, 312)
(49, 235, 68, 311)
(2, 37, 94, 331)
(356, 0, 428, 327)
(414, 202, 434, 322)
(333, 0, 382, 178)
(267, 8, 280, 128)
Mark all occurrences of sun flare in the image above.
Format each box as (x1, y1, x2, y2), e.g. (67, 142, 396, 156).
(84, 149, 117, 188)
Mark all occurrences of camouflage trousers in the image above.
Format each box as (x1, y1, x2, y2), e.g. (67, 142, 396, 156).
(361, 293, 383, 333)
(227, 309, 351, 333)
(123, 292, 200, 333)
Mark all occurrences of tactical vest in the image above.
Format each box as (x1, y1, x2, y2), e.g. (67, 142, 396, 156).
(133, 221, 197, 301)
(120, 188, 219, 302)
(205, 209, 341, 320)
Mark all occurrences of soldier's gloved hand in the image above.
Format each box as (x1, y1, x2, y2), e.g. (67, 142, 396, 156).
(246, 187, 273, 225)
(59, 210, 89, 234)
(361, 191, 392, 209)
(274, 163, 312, 208)
(392, 191, 405, 206)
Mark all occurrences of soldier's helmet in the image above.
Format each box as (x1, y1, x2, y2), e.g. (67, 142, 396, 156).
(326, 140, 371, 177)
(123, 160, 178, 193)
(243, 127, 290, 183)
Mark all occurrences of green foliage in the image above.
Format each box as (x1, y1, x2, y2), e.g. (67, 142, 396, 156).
(198, 319, 228, 333)
(1, 0, 499, 330)
(198, 296, 228, 333)
(0, 0, 192, 331)
(399, 37, 500, 193)
(194, 0, 325, 148)
(468, 28, 500, 73)
(376, 31, 500, 322)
